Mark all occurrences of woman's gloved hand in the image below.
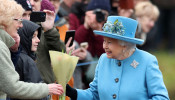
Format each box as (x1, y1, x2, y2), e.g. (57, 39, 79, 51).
(66, 84, 77, 100)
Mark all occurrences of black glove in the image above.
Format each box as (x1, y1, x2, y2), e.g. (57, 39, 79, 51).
(66, 84, 77, 100)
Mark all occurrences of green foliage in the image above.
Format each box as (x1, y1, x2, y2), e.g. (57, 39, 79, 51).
(151, 50, 175, 100)
(62, 49, 64, 53)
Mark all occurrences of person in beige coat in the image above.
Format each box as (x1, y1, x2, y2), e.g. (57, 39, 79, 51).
(0, 0, 64, 99)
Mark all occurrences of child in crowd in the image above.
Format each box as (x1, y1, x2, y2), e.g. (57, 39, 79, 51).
(14, 20, 47, 100)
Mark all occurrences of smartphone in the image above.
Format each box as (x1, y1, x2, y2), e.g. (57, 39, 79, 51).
(30, 11, 46, 22)
(93, 9, 105, 23)
(64, 30, 75, 47)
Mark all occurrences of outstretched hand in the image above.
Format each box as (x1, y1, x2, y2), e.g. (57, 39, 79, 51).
(48, 83, 64, 95)
(41, 10, 55, 32)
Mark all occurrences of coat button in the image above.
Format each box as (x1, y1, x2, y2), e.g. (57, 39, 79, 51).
(115, 78, 119, 83)
(118, 61, 121, 66)
(113, 94, 117, 99)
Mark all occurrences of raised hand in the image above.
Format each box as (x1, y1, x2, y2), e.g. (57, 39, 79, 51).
(41, 10, 55, 32)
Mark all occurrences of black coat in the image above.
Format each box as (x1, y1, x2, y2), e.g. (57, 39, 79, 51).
(10, 47, 21, 67)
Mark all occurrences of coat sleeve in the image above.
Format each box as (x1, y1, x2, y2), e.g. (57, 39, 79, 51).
(77, 64, 99, 100)
(44, 27, 66, 52)
(146, 55, 170, 100)
(0, 47, 49, 99)
(76, 55, 104, 100)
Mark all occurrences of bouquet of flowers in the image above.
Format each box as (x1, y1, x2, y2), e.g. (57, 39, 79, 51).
(49, 50, 79, 100)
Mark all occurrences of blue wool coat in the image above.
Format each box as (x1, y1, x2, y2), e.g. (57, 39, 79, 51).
(77, 48, 169, 100)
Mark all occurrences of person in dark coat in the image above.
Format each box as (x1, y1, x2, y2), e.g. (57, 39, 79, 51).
(10, 18, 45, 100)
(15, 20, 43, 84)
(12, 20, 50, 100)
(13, 20, 48, 100)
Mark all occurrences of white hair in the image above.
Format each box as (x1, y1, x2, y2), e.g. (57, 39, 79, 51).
(0, 0, 24, 29)
(118, 40, 136, 51)
(135, 1, 159, 21)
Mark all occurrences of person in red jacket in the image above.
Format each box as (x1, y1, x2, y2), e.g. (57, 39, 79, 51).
(75, 0, 111, 57)
(69, 0, 89, 30)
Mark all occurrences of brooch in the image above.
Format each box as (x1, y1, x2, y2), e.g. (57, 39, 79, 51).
(130, 60, 139, 69)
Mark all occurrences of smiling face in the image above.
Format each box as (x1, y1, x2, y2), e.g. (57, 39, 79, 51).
(135, 1, 159, 33)
(4, 16, 23, 39)
(31, 31, 40, 51)
(103, 37, 124, 59)
(138, 15, 155, 33)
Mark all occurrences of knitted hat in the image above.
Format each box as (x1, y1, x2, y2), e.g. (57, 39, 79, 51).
(41, 0, 55, 12)
(15, 0, 32, 11)
(86, 0, 111, 13)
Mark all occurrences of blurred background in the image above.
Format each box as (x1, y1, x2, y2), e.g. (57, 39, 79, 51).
(41, 0, 175, 99)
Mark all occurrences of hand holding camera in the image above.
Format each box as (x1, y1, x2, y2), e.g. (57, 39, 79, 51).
(84, 9, 106, 30)
(93, 9, 105, 23)
(30, 10, 55, 32)
(41, 10, 55, 32)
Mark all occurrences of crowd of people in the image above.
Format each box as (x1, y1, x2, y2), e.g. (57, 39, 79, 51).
(0, 0, 172, 100)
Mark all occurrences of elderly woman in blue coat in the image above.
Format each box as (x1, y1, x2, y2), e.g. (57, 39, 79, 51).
(66, 16, 170, 100)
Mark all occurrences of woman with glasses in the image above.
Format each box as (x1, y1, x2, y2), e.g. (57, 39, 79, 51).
(0, 0, 64, 99)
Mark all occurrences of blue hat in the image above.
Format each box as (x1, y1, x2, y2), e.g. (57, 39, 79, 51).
(94, 16, 144, 45)
(86, 0, 111, 13)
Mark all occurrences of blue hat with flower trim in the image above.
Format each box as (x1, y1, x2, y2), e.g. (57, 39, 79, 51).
(94, 16, 144, 45)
